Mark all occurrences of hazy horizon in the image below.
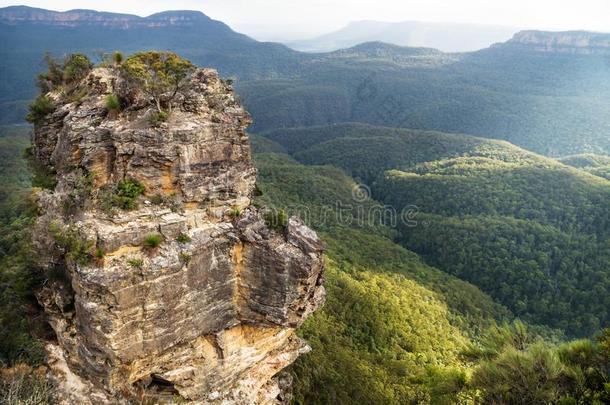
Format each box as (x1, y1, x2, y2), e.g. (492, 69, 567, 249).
(1, 0, 610, 41)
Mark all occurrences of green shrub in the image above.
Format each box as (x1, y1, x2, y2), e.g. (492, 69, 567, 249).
(176, 233, 191, 243)
(36, 53, 64, 92)
(94, 248, 105, 260)
(62, 54, 93, 83)
(127, 258, 143, 269)
(227, 206, 241, 219)
(113, 51, 124, 65)
(105, 94, 121, 111)
(179, 252, 191, 264)
(149, 110, 169, 127)
(143, 234, 163, 249)
(25, 96, 54, 124)
(112, 179, 145, 210)
(35, 53, 91, 93)
(97, 186, 116, 215)
(64, 171, 95, 215)
(150, 194, 164, 205)
(121, 51, 196, 113)
(49, 222, 93, 266)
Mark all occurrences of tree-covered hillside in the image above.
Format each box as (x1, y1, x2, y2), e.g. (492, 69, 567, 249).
(253, 150, 609, 404)
(560, 154, 610, 180)
(255, 123, 610, 337)
(241, 45, 610, 155)
(262, 123, 530, 182)
(375, 159, 610, 336)
(253, 151, 505, 402)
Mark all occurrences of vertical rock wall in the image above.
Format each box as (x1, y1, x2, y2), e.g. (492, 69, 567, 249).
(32, 66, 325, 404)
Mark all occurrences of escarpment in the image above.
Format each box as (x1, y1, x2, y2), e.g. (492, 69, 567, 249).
(500, 30, 610, 54)
(30, 58, 325, 404)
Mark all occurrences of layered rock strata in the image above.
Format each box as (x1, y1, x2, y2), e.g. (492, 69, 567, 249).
(31, 65, 325, 404)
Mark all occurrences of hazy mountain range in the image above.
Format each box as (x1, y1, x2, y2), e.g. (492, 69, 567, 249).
(2, 5, 610, 156)
(285, 20, 519, 52)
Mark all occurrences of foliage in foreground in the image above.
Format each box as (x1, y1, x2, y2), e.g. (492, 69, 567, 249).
(466, 323, 610, 404)
(0, 364, 54, 405)
(292, 261, 470, 404)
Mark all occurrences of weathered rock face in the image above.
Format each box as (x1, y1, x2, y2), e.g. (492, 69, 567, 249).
(32, 65, 325, 404)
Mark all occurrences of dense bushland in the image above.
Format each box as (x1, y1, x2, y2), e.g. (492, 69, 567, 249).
(257, 123, 610, 337)
(254, 151, 610, 403)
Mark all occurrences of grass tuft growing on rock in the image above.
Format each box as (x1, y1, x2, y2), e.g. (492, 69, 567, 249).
(143, 234, 163, 250)
(179, 252, 191, 265)
(149, 110, 168, 127)
(176, 233, 191, 243)
(105, 94, 121, 111)
(227, 206, 241, 219)
(127, 258, 144, 269)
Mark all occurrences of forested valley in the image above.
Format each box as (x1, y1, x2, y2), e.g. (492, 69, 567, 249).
(1, 6, 610, 404)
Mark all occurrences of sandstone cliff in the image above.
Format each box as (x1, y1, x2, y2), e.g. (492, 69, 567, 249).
(499, 30, 610, 54)
(0, 6, 215, 28)
(30, 63, 325, 404)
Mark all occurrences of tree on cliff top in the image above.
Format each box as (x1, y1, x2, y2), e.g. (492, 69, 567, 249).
(121, 52, 196, 114)
(36, 53, 93, 93)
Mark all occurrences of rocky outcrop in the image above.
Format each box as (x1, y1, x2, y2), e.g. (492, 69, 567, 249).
(31, 64, 325, 404)
(499, 30, 610, 55)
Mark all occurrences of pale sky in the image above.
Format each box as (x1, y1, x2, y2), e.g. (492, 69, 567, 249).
(2, 0, 610, 40)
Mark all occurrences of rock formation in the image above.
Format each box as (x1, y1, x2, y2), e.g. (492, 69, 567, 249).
(500, 30, 610, 54)
(0, 6, 215, 29)
(31, 62, 325, 404)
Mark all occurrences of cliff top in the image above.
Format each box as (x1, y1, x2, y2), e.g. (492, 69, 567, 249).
(31, 52, 255, 212)
(0, 6, 219, 28)
(497, 29, 610, 54)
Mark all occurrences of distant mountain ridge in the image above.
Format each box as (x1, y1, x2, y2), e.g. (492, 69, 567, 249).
(497, 30, 610, 54)
(0, 5, 215, 28)
(2, 6, 610, 155)
(323, 42, 459, 67)
(286, 20, 518, 53)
